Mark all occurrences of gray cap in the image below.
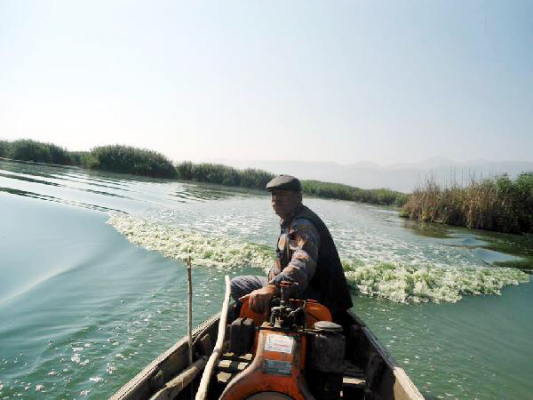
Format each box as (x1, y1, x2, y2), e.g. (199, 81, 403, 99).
(266, 175, 302, 192)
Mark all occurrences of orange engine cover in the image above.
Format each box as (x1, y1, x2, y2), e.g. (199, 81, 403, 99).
(219, 328, 314, 400)
(220, 298, 331, 399)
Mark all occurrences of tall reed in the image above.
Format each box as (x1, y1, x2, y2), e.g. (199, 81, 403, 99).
(402, 173, 533, 234)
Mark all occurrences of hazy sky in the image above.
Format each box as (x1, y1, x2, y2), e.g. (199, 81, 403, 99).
(1, 0, 532, 165)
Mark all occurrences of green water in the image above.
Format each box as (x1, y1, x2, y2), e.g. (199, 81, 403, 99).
(0, 159, 532, 399)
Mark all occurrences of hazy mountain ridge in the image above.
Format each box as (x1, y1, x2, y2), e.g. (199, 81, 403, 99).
(209, 158, 533, 193)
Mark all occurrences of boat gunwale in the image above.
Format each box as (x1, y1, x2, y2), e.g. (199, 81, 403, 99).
(111, 310, 424, 400)
(110, 312, 220, 400)
(347, 310, 424, 399)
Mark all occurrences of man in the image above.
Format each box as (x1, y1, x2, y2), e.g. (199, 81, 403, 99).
(231, 175, 352, 320)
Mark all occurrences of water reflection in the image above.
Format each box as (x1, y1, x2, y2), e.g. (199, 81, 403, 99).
(171, 185, 242, 202)
(0, 160, 244, 214)
(401, 218, 452, 239)
(0, 186, 120, 213)
(1, 159, 532, 399)
(402, 213, 533, 270)
(0, 170, 63, 187)
(0, 170, 135, 200)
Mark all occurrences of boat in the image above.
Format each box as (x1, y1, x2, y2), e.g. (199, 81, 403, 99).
(111, 278, 424, 400)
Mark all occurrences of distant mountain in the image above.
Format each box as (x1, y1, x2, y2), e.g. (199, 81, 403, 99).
(209, 158, 533, 193)
(346, 161, 383, 170)
(385, 156, 456, 171)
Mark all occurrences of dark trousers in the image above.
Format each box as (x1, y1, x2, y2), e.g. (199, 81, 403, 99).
(230, 275, 268, 302)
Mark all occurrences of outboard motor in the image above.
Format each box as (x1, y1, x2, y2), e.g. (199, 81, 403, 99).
(221, 281, 345, 400)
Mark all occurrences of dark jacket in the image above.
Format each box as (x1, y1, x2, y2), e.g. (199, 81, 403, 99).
(276, 205, 353, 315)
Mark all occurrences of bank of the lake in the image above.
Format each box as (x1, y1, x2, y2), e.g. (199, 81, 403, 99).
(0, 139, 408, 207)
(1, 159, 532, 399)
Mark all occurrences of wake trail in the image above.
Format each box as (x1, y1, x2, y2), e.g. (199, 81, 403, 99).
(108, 214, 530, 304)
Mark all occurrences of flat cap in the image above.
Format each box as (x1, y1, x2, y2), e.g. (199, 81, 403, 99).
(266, 175, 302, 192)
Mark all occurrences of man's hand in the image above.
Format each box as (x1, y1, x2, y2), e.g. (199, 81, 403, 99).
(239, 284, 279, 314)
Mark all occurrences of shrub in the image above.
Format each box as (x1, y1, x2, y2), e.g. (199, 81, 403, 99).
(8, 139, 53, 163)
(0, 140, 8, 158)
(4, 139, 73, 165)
(88, 145, 176, 178)
(190, 163, 229, 184)
(176, 161, 194, 180)
(48, 143, 72, 165)
(69, 151, 90, 167)
(176, 163, 274, 190)
(240, 169, 275, 189)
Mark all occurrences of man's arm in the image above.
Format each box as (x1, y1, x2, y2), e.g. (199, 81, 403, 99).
(269, 217, 320, 294)
(239, 284, 279, 314)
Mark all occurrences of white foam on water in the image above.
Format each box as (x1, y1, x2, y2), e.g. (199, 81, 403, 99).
(108, 214, 529, 304)
(108, 213, 273, 271)
(343, 260, 529, 303)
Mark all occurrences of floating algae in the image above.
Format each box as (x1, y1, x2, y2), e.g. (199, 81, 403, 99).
(108, 214, 530, 304)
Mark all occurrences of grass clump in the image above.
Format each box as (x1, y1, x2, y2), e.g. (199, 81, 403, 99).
(401, 173, 533, 234)
(86, 145, 177, 178)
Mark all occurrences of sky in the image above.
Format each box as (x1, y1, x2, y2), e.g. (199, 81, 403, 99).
(1, 0, 532, 166)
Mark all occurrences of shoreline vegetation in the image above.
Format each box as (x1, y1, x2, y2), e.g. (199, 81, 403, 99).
(0, 139, 407, 207)
(2, 139, 532, 235)
(401, 175, 533, 234)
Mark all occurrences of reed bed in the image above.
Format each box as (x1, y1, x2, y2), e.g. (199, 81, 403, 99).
(175, 161, 274, 190)
(401, 174, 533, 234)
(301, 180, 409, 207)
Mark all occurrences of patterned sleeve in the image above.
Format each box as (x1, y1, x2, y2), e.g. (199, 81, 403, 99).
(269, 217, 320, 294)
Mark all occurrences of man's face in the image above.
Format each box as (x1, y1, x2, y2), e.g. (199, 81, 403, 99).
(270, 190, 301, 219)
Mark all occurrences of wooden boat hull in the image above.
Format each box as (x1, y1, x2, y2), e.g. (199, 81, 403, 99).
(111, 311, 424, 400)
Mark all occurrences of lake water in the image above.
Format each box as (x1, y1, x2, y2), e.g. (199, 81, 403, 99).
(0, 159, 532, 399)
